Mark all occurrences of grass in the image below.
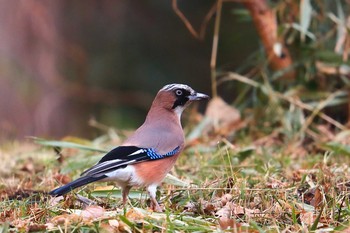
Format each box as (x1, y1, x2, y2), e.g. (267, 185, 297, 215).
(1, 122, 350, 232)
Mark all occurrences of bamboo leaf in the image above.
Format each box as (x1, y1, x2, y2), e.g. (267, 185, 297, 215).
(323, 142, 350, 156)
(91, 187, 145, 199)
(32, 137, 107, 153)
(164, 174, 189, 187)
(300, 0, 313, 41)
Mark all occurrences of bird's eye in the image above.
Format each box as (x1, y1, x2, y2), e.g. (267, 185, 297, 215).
(175, 89, 183, 96)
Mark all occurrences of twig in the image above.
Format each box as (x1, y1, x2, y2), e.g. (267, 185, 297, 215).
(210, 0, 223, 98)
(172, 0, 217, 40)
(199, 2, 218, 39)
(172, 0, 199, 39)
(168, 187, 296, 191)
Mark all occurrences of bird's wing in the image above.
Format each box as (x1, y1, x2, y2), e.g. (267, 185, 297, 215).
(81, 145, 180, 176)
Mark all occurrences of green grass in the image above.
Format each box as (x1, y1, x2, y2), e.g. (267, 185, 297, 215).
(1, 123, 350, 232)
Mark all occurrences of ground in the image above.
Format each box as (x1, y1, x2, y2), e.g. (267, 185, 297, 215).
(1, 120, 350, 232)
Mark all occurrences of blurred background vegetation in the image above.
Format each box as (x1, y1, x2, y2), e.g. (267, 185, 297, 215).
(0, 0, 349, 141)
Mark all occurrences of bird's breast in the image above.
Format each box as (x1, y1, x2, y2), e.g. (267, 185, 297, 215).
(133, 154, 180, 186)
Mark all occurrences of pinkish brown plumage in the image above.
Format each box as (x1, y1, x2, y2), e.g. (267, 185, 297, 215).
(50, 84, 209, 211)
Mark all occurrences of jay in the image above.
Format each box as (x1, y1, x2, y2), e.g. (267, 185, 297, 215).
(50, 84, 209, 211)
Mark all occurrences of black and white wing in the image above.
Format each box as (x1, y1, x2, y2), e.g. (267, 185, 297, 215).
(80, 145, 180, 176)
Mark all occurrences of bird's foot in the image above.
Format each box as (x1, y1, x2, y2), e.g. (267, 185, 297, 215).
(150, 202, 163, 212)
(153, 205, 163, 212)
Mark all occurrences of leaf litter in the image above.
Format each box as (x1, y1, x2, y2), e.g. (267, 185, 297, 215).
(1, 108, 350, 232)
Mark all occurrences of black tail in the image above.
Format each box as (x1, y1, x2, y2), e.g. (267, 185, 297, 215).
(49, 175, 107, 196)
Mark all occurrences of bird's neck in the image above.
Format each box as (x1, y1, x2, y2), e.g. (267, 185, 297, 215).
(144, 105, 182, 127)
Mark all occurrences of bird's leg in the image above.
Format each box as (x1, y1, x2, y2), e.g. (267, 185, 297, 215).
(122, 186, 131, 207)
(147, 184, 162, 212)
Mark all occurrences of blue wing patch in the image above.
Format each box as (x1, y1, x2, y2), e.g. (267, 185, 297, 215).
(146, 146, 180, 160)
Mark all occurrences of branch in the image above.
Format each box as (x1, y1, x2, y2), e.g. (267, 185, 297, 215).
(172, 0, 217, 40)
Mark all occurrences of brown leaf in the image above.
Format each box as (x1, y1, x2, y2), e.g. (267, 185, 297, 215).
(52, 174, 71, 184)
(45, 223, 55, 230)
(299, 211, 315, 226)
(310, 187, 323, 208)
(11, 218, 30, 231)
(20, 158, 35, 173)
(220, 194, 233, 206)
(108, 219, 119, 228)
(218, 216, 240, 230)
(203, 203, 216, 215)
(184, 201, 196, 212)
(216, 202, 260, 219)
(118, 220, 132, 232)
(215, 203, 232, 218)
(200, 198, 222, 215)
(266, 177, 288, 189)
(301, 186, 323, 208)
(51, 214, 80, 225)
(48, 196, 64, 206)
(205, 97, 241, 136)
(99, 222, 119, 233)
(26, 223, 47, 232)
(125, 208, 144, 222)
(80, 205, 105, 221)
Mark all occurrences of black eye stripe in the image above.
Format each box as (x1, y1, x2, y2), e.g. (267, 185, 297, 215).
(172, 89, 191, 109)
(174, 88, 191, 96)
(172, 97, 189, 109)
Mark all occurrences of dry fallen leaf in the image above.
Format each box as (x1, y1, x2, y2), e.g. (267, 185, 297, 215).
(299, 211, 315, 226)
(310, 187, 323, 208)
(220, 194, 233, 205)
(125, 208, 144, 222)
(108, 219, 119, 228)
(184, 201, 196, 212)
(301, 186, 323, 208)
(215, 203, 232, 218)
(200, 198, 222, 215)
(216, 202, 260, 219)
(26, 223, 47, 232)
(48, 195, 64, 206)
(205, 97, 242, 136)
(99, 222, 118, 233)
(51, 213, 82, 225)
(20, 158, 35, 173)
(80, 205, 105, 221)
(118, 220, 132, 232)
(52, 173, 71, 184)
(218, 216, 240, 230)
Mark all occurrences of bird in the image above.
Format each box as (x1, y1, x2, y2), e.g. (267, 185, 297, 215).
(50, 83, 209, 211)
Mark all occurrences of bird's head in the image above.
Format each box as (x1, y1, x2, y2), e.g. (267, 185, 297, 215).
(151, 84, 209, 117)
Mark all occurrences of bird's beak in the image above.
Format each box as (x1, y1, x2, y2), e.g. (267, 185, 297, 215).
(189, 92, 210, 101)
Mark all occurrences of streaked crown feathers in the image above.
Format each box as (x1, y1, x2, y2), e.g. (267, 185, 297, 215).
(160, 84, 195, 94)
